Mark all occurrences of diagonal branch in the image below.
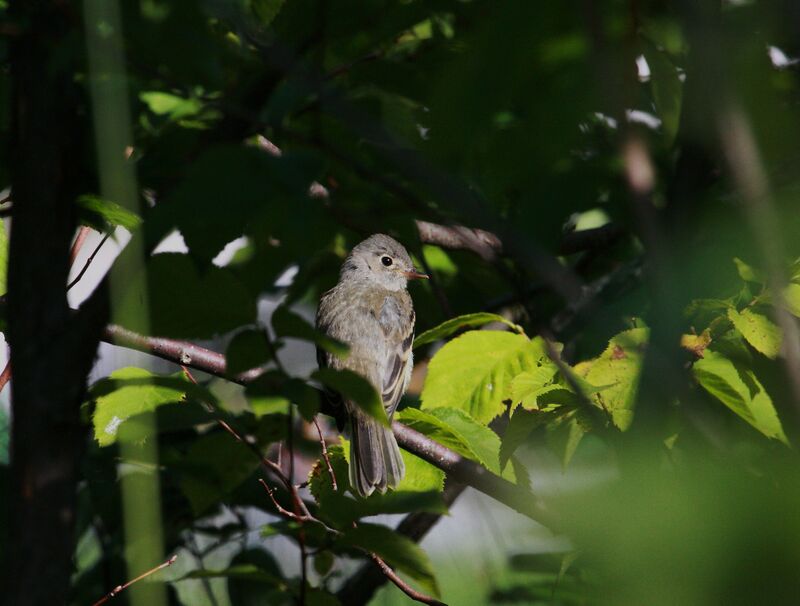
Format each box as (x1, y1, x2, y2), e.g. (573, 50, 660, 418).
(100, 324, 555, 527)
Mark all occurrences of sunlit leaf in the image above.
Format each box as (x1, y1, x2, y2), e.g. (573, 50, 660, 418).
(733, 258, 762, 283)
(782, 283, 800, 318)
(140, 91, 204, 120)
(398, 406, 511, 478)
(414, 312, 524, 348)
(90, 367, 213, 446)
(693, 349, 787, 443)
(578, 328, 648, 430)
(77, 194, 142, 232)
(421, 332, 547, 424)
(727, 308, 782, 359)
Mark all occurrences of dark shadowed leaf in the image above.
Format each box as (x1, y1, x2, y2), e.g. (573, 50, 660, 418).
(226, 328, 273, 375)
(272, 305, 348, 357)
(337, 523, 440, 597)
(312, 368, 388, 426)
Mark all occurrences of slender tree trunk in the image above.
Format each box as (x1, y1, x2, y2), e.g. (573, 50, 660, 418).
(5, 1, 108, 603)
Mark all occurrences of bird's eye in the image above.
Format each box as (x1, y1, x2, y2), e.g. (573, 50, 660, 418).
(381, 256, 393, 267)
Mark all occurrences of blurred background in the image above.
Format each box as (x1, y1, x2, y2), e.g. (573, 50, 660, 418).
(5, 0, 800, 604)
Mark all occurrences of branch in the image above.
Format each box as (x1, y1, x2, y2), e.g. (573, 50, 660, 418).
(337, 481, 465, 605)
(369, 553, 447, 606)
(0, 361, 10, 395)
(91, 555, 178, 606)
(392, 423, 554, 527)
(313, 417, 337, 491)
(558, 224, 625, 255)
(100, 325, 554, 527)
(414, 220, 503, 262)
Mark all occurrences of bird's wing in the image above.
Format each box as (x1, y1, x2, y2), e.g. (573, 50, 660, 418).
(378, 294, 415, 418)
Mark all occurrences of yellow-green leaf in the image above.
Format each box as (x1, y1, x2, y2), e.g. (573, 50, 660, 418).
(693, 349, 787, 443)
(581, 328, 648, 430)
(727, 308, 781, 359)
(421, 332, 548, 424)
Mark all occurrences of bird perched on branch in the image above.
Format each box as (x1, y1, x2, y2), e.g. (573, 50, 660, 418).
(316, 234, 428, 497)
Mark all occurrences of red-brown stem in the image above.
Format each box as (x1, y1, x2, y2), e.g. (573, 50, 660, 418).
(0, 360, 10, 395)
(313, 417, 337, 490)
(91, 554, 178, 606)
(0, 225, 99, 399)
(69, 225, 92, 266)
(369, 553, 447, 606)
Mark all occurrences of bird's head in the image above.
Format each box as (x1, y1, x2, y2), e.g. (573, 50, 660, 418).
(341, 233, 428, 291)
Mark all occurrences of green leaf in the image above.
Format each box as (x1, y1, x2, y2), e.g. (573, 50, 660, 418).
(693, 349, 787, 443)
(272, 305, 348, 357)
(152, 146, 323, 262)
(733, 257, 762, 283)
(140, 91, 204, 121)
(76, 194, 142, 232)
(312, 369, 388, 426)
(337, 523, 440, 597)
(421, 332, 548, 424)
(313, 552, 335, 577)
(282, 379, 321, 422)
(579, 328, 648, 430)
(727, 308, 782, 359)
(91, 367, 212, 446)
(398, 407, 514, 479)
(115, 253, 257, 339)
(226, 328, 272, 375)
(547, 409, 590, 468)
(177, 417, 285, 514)
(510, 364, 559, 408)
(783, 283, 800, 318)
(250, 0, 286, 25)
(414, 312, 524, 348)
(499, 406, 552, 470)
(308, 445, 445, 526)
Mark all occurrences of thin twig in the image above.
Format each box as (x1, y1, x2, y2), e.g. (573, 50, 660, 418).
(313, 417, 337, 490)
(91, 554, 178, 606)
(312, 417, 446, 606)
(369, 553, 447, 606)
(179, 366, 308, 511)
(67, 232, 111, 291)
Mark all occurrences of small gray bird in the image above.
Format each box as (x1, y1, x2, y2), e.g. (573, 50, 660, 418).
(316, 234, 428, 497)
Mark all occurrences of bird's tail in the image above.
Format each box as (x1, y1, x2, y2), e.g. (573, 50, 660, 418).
(349, 415, 405, 497)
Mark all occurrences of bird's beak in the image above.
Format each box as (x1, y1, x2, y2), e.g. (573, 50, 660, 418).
(403, 268, 429, 280)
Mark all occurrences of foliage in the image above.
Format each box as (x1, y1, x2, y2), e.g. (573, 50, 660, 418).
(3, 0, 800, 604)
